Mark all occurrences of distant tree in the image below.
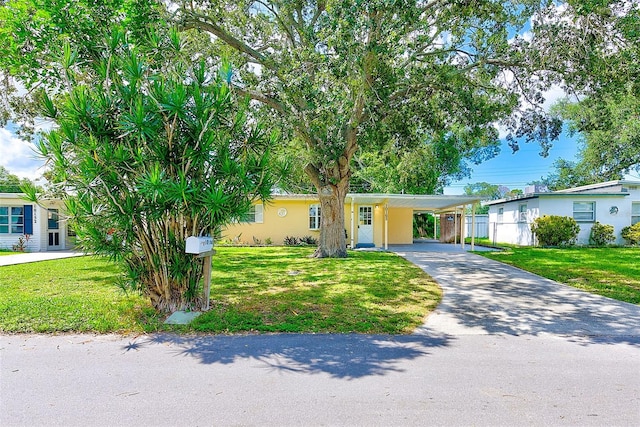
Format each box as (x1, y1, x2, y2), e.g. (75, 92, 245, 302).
(28, 29, 275, 312)
(0, 166, 32, 193)
(538, 0, 640, 185)
(463, 182, 520, 214)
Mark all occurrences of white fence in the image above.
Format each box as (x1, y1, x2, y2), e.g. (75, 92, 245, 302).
(465, 214, 489, 238)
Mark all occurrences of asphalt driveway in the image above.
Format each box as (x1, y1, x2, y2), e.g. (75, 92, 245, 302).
(1, 247, 639, 426)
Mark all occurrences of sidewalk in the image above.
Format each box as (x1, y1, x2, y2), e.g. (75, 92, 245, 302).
(0, 250, 85, 266)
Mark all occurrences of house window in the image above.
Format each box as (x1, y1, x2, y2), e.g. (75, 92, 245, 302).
(309, 204, 321, 230)
(518, 204, 527, 222)
(573, 201, 595, 222)
(497, 207, 504, 223)
(632, 202, 640, 225)
(242, 204, 264, 223)
(0, 206, 24, 234)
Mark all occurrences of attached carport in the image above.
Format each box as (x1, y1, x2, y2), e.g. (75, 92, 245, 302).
(345, 193, 483, 251)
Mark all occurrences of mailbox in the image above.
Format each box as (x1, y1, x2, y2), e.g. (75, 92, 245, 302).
(185, 236, 214, 254)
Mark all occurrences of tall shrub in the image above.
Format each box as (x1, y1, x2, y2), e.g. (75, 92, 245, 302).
(530, 215, 580, 246)
(30, 29, 275, 312)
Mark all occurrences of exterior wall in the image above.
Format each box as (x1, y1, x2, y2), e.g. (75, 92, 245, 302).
(221, 199, 415, 247)
(0, 194, 69, 252)
(385, 207, 414, 245)
(537, 195, 629, 245)
(222, 198, 321, 245)
(488, 198, 539, 246)
(488, 186, 640, 246)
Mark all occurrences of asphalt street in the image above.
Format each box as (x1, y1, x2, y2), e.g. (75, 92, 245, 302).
(1, 246, 639, 426)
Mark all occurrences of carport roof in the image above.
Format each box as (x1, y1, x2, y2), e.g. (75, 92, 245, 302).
(271, 193, 482, 212)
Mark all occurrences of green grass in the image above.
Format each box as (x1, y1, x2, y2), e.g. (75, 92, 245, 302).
(0, 257, 160, 333)
(0, 247, 441, 334)
(478, 247, 640, 304)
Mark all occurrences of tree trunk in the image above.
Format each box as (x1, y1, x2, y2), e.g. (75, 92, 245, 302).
(312, 182, 349, 258)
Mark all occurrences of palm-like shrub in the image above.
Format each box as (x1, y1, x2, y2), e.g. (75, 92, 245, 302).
(31, 29, 275, 312)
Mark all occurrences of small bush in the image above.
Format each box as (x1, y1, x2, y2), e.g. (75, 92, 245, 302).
(265, 237, 272, 245)
(589, 222, 615, 246)
(621, 223, 640, 245)
(299, 235, 318, 246)
(531, 215, 580, 247)
(283, 236, 299, 246)
(252, 236, 262, 246)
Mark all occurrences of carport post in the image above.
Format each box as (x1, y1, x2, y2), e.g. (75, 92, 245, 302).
(384, 203, 389, 250)
(460, 206, 465, 250)
(471, 203, 476, 251)
(350, 197, 355, 249)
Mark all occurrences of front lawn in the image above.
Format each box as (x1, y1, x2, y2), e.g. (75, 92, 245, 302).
(478, 247, 640, 304)
(0, 247, 441, 334)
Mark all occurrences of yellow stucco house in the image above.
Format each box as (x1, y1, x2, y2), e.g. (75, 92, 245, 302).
(222, 193, 482, 249)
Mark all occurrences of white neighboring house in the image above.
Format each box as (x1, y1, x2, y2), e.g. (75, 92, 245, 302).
(0, 193, 72, 252)
(485, 180, 640, 246)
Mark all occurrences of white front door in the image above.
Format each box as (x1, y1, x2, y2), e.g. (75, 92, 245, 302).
(358, 206, 374, 244)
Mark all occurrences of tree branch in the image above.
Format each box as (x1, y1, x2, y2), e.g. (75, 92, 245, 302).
(179, 10, 274, 70)
(233, 86, 287, 114)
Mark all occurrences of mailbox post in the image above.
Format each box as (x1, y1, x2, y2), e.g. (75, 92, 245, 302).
(185, 236, 215, 311)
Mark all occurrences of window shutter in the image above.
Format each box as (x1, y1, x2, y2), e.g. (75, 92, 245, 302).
(23, 205, 33, 235)
(255, 204, 264, 223)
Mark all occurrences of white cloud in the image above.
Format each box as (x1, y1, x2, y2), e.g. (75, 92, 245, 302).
(0, 128, 47, 181)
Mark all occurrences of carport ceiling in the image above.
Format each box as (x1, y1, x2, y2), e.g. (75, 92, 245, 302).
(346, 193, 482, 212)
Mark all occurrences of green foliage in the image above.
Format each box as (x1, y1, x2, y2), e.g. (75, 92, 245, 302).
(34, 28, 276, 312)
(621, 223, 640, 246)
(0, 166, 33, 193)
(283, 236, 299, 246)
(530, 215, 580, 247)
(174, 0, 573, 256)
(589, 222, 615, 247)
(540, 2, 640, 186)
(413, 213, 435, 238)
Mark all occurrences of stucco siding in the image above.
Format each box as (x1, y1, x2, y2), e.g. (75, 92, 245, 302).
(222, 199, 321, 245)
(222, 200, 415, 247)
(386, 207, 414, 245)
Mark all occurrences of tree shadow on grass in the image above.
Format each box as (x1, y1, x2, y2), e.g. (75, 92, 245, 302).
(400, 251, 640, 348)
(130, 332, 452, 380)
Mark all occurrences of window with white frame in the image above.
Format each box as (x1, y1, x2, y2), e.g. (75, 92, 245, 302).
(632, 202, 640, 225)
(242, 204, 263, 223)
(0, 206, 24, 234)
(309, 204, 321, 230)
(573, 201, 595, 222)
(518, 204, 527, 222)
(497, 207, 504, 223)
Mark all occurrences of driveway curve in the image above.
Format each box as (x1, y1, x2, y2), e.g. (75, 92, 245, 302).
(394, 249, 640, 343)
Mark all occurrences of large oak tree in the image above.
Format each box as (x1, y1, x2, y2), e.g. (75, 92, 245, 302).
(176, 0, 564, 257)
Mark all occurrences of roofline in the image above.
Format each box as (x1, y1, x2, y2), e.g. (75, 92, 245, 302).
(484, 191, 629, 206)
(555, 180, 640, 193)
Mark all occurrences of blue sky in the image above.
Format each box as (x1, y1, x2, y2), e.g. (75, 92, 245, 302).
(443, 131, 581, 194)
(1, 122, 583, 193)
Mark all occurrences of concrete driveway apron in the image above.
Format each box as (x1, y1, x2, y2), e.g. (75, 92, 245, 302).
(392, 248, 640, 339)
